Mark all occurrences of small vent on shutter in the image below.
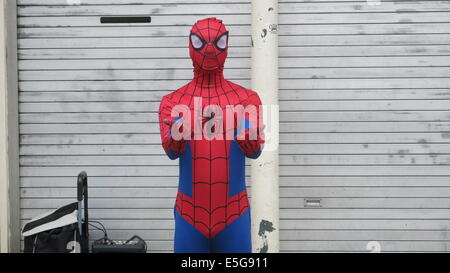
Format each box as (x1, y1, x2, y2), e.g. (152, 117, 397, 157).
(100, 17, 151, 24)
(304, 199, 322, 208)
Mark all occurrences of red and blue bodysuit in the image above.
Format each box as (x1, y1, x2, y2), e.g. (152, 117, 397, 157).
(158, 18, 265, 253)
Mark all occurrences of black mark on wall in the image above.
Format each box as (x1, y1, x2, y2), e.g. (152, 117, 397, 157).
(261, 29, 267, 38)
(258, 220, 276, 253)
(101, 17, 151, 24)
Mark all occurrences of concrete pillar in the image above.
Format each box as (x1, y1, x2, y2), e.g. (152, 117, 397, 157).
(0, 0, 10, 253)
(250, 0, 280, 253)
(0, 0, 19, 253)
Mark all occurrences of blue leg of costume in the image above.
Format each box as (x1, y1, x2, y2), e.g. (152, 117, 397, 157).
(212, 209, 252, 253)
(174, 209, 252, 253)
(174, 209, 211, 253)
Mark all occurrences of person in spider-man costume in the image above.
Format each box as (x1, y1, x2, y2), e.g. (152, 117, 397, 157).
(158, 18, 265, 253)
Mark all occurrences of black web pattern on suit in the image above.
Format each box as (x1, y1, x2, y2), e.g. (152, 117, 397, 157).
(166, 19, 260, 236)
(168, 80, 260, 235)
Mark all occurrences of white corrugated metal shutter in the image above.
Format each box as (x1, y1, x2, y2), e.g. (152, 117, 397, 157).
(279, 0, 450, 252)
(17, 0, 252, 252)
(18, 0, 450, 253)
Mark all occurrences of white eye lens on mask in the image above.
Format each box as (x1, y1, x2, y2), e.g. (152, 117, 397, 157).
(190, 34, 204, 50)
(215, 32, 228, 50)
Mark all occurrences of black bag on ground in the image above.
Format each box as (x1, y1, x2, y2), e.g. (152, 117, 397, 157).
(22, 202, 81, 253)
(22, 171, 89, 253)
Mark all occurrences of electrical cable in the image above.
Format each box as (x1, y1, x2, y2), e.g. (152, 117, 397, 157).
(88, 221, 108, 238)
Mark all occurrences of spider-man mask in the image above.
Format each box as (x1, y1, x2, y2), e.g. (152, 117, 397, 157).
(189, 18, 229, 72)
